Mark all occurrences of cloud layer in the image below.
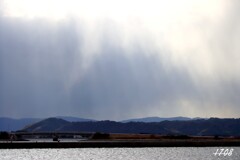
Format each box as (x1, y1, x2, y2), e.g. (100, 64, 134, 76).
(0, 0, 240, 120)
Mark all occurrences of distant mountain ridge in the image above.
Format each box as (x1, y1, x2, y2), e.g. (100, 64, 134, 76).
(22, 117, 240, 136)
(0, 116, 199, 131)
(121, 116, 204, 123)
(0, 117, 41, 131)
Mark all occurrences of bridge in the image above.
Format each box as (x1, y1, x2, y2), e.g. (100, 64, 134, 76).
(12, 131, 94, 139)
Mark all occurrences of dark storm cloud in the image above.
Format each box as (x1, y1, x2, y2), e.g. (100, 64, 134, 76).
(0, 17, 82, 117)
(0, 15, 197, 119)
(69, 45, 197, 119)
(0, 1, 240, 120)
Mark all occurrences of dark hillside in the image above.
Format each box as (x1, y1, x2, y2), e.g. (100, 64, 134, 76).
(22, 118, 240, 136)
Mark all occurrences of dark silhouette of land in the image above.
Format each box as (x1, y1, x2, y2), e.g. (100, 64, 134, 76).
(20, 117, 240, 136)
(1, 117, 240, 148)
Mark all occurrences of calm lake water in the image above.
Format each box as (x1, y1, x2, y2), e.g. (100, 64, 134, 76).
(0, 147, 239, 160)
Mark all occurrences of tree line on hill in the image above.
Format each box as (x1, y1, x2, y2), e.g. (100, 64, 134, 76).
(20, 117, 240, 136)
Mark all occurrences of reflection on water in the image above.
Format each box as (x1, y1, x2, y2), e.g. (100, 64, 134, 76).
(0, 147, 239, 160)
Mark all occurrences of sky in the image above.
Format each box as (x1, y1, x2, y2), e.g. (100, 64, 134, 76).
(0, 0, 240, 120)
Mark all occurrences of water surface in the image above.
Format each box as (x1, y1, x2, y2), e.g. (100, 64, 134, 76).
(0, 147, 239, 160)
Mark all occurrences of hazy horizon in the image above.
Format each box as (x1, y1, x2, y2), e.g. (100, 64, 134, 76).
(0, 0, 240, 121)
(0, 115, 213, 120)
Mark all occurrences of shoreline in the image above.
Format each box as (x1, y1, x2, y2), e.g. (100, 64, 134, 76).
(1, 139, 240, 149)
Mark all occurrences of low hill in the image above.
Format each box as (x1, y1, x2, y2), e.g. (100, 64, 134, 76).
(56, 116, 96, 122)
(0, 116, 96, 132)
(22, 118, 240, 136)
(22, 118, 70, 132)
